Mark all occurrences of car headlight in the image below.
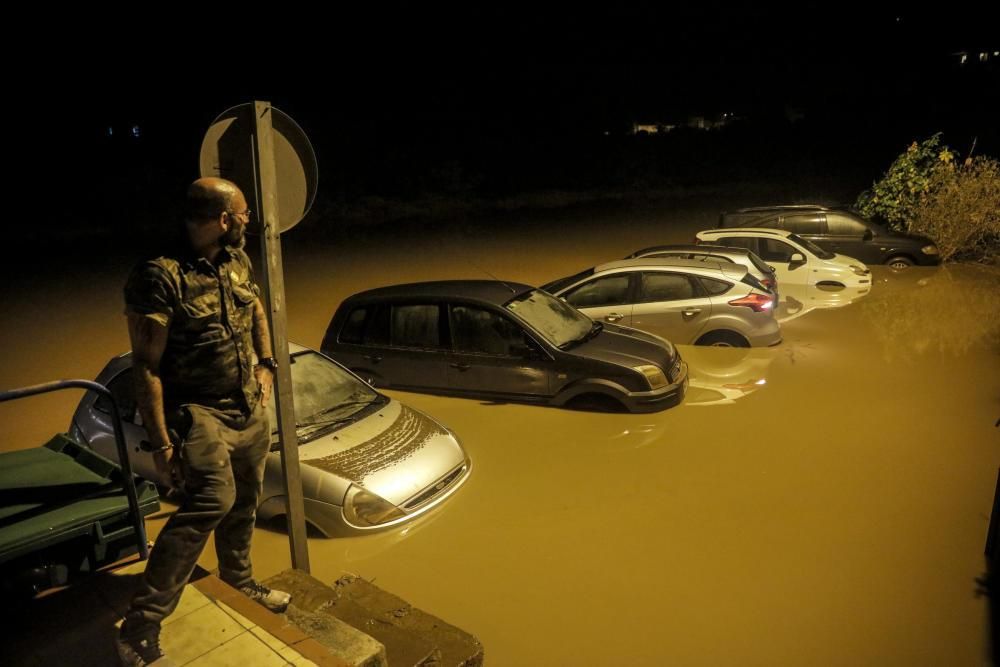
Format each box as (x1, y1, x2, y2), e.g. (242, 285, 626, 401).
(343, 485, 405, 527)
(634, 364, 667, 390)
(921, 245, 938, 255)
(849, 264, 869, 275)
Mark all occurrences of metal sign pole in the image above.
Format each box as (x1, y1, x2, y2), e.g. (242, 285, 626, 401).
(251, 100, 310, 572)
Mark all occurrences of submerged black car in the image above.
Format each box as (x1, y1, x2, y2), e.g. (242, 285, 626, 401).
(321, 280, 688, 413)
(718, 205, 940, 269)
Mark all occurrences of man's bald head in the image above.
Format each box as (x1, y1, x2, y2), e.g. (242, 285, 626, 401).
(185, 178, 244, 224)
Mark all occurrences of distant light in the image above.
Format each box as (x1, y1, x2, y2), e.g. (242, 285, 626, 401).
(960, 54, 968, 65)
(995, 51, 999, 57)
(107, 127, 113, 137)
(131, 125, 141, 138)
(755, 379, 767, 386)
(980, 52, 989, 62)
(895, 16, 901, 22)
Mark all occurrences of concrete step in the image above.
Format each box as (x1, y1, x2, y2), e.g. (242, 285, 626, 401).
(266, 569, 483, 667)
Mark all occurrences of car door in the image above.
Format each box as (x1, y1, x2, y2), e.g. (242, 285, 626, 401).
(630, 270, 712, 343)
(77, 368, 162, 484)
(825, 212, 875, 263)
(369, 302, 448, 390)
(445, 304, 553, 399)
(560, 273, 634, 326)
(755, 237, 816, 285)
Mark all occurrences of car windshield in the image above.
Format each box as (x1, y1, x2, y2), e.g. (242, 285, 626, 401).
(504, 289, 593, 348)
(267, 351, 382, 439)
(787, 233, 835, 259)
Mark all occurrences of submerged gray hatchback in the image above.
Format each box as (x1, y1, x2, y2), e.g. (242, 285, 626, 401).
(321, 280, 688, 413)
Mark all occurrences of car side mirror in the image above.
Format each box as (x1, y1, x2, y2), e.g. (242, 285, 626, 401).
(789, 252, 806, 264)
(863, 229, 874, 241)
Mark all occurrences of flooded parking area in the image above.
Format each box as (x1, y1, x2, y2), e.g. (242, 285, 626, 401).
(2, 204, 999, 664)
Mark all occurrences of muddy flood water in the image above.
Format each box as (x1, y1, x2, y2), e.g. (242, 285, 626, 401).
(3, 199, 1000, 665)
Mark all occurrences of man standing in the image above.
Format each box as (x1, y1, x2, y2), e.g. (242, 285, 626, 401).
(117, 178, 290, 666)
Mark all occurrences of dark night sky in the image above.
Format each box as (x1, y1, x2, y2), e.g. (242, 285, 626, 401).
(12, 5, 997, 234)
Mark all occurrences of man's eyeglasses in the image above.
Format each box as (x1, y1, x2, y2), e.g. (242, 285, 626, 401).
(228, 209, 252, 221)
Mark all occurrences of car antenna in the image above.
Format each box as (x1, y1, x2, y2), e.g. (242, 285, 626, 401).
(470, 259, 517, 293)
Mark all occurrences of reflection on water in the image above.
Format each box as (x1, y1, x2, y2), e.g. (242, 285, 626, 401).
(681, 345, 775, 406)
(775, 281, 872, 323)
(861, 264, 1000, 362)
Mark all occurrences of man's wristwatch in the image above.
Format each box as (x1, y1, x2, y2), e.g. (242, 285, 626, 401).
(257, 356, 278, 372)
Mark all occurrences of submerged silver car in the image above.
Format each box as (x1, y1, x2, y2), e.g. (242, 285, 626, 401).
(626, 243, 778, 296)
(544, 258, 781, 348)
(69, 343, 471, 536)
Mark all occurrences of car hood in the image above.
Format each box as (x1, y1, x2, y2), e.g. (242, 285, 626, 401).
(564, 322, 676, 371)
(297, 399, 467, 506)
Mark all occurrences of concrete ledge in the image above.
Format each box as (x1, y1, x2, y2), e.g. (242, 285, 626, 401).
(266, 569, 483, 667)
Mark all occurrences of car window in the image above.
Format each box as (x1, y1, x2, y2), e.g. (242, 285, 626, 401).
(758, 239, 799, 263)
(542, 267, 595, 294)
(94, 369, 138, 423)
(563, 274, 630, 308)
(639, 272, 697, 302)
(451, 306, 527, 356)
(718, 237, 758, 254)
(826, 212, 868, 235)
(750, 216, 781, 229)
(391, 304, 442, 348)
(339, 307, 368, 344)
(787, 233, 835, 259)
(782, 214, 825, 234)
(698, 276, 733, 296)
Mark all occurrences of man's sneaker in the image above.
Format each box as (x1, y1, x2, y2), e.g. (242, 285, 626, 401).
(116, 627, 175, 666)
(239, 580, 291, 612)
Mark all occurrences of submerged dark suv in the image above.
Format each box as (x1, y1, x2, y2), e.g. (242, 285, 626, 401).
(718, 205, 940, 269)
(321, 280, 688, 413)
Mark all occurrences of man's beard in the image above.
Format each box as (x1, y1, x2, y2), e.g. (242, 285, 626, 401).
(220, 226, 245, 249)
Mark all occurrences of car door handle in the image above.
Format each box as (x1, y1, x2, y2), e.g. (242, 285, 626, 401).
(362, 354, 382, 363)
(604, 313, 625, 322)
(681, 308, 702, 316)
(449, 362, 471, 371)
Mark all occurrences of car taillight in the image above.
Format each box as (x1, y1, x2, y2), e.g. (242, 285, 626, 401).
(728, 293, 774, 312)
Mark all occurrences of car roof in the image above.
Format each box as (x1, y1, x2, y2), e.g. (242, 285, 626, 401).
(341, 280, 535, 307)
(628, 244, 752, 258)
(699, 227, 794, 238)
(594, 257, 749, 281)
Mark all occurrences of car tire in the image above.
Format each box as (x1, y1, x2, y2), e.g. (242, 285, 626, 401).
(886, 255, 914, 270)
(695, 330, 751, 348)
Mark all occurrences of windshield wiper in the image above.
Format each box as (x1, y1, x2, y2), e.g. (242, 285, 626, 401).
(559, 321, 603, 350)
(297, 396, 380, 427)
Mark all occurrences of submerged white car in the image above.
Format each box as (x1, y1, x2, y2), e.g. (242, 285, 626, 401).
(695, 228, 872, 288)
(70, 343, 471, 536)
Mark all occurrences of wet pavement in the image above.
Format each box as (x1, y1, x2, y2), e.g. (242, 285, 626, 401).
(2, 203, 999, 664)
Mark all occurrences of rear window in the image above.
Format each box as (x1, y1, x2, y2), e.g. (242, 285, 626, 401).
(698, 277, 732, 296)
(639, 273, 698, 302)
(741, 274, 767, 292)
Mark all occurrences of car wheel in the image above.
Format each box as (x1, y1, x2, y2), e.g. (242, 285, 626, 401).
(886, 255, 914, 270)
(695, 330, 750, 348)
